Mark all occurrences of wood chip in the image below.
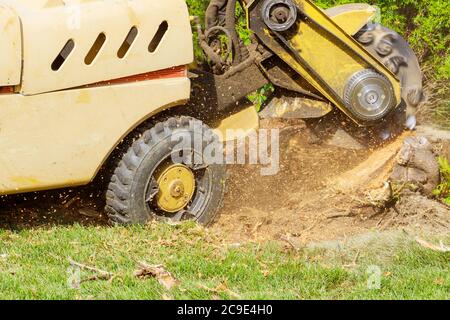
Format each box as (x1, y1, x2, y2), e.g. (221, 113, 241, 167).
(134, 262, 179, 290)
(63, 196, 80, 209)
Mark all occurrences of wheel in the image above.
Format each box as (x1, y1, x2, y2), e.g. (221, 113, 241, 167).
(105, 116, 227, 226)
(355, 23, 424, 131)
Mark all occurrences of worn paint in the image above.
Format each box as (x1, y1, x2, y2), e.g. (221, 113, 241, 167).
(76, 91, 91, 104)
(211, 105, 260, 141)
(11, 176, 41, 186)
(324, 3, 377, 36)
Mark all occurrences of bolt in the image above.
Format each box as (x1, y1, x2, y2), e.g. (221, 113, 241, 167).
(365, 92, 379, 104)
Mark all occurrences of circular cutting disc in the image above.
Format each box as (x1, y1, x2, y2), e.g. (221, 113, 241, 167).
(343, 69, 396, 122)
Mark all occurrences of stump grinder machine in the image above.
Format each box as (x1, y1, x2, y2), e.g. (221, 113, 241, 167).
(0, 0, 423, 226)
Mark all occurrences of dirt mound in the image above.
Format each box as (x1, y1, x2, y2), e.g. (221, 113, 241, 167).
(213, 120, 449, 244)
(387, 194, 450, 234)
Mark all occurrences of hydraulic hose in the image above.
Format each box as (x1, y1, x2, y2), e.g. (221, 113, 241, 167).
(225, 0, 243, 65)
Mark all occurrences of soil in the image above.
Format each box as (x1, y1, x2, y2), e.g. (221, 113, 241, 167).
(0, 118, 448, 244)
(212, 119, 450, 244)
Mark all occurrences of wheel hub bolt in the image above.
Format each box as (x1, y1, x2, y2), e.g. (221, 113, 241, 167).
(169, 180, 185, 198)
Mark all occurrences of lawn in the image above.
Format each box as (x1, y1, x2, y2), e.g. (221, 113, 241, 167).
(0, 222, 448, 300)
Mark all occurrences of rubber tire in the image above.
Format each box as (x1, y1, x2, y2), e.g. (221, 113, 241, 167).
(105, 116, 227, 226)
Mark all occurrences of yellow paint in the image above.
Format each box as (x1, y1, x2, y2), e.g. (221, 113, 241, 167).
(126, 5, 140, 26)
(76, 91, 91, 104)
(44, 0, 64, 8)
(11, 177, 41, 186)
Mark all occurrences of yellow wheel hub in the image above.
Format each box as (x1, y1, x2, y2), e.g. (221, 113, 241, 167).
(155, 164, 196, 213)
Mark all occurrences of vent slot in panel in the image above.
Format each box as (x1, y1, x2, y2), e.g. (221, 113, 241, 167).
(85, 33, 107, 65)
(118, 27, 138, 58)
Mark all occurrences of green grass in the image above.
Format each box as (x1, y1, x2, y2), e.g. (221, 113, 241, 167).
(432, 100, 450, 131)
(0, 222, 448, 300)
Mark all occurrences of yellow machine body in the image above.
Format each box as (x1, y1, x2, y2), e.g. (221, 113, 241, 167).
(0, 0, 193, 195)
